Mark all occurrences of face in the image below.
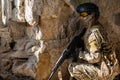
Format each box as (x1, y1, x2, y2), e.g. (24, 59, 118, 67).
(79, 12, 95, 27)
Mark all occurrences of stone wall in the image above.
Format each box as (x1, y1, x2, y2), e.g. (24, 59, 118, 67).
(0, 0, 43, 79)
(0, 0, 79, 79)
(36, 0, 79, 80)
(0, 0, 120, 80)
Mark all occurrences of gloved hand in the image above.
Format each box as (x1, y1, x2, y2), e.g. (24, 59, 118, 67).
(79, 51, 85, 59)
(72, 50, 80, 62)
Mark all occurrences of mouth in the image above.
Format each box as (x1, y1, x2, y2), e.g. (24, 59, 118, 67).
(83, 15, 93, 22)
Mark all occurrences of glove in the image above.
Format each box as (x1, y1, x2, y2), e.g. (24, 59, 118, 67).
(79, 51, 84, 59)
(72, 50, 79, 62)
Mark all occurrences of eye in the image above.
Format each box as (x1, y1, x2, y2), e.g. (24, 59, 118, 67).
(80, 12, 88, 17)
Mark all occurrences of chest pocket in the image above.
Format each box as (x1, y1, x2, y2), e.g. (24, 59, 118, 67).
(87, 28, 103, 53)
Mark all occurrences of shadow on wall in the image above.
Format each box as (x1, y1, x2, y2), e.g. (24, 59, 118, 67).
(113, 13, 120, 64)
(114, 13, 120, 26)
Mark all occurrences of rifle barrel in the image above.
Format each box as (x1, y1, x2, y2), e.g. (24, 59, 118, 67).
(48, 50, 67, 80)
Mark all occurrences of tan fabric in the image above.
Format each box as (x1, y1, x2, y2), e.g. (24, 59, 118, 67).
(68, 25, 120, 80)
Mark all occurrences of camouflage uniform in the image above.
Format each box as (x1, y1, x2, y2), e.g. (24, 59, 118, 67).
(68, 25, 120, 80)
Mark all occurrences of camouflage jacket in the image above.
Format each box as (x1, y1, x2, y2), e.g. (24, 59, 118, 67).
(79, 25, 120, 79)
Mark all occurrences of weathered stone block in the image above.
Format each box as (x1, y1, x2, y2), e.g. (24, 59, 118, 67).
(12, 0, 25, 22)
(1, 0, 12, 25)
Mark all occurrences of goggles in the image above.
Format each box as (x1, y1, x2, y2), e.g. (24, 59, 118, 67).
(80, 11, 90, 17)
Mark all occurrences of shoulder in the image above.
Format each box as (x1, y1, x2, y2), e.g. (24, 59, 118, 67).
(90, 25, 100, 32)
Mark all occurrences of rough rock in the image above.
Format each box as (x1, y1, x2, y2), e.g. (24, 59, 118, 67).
(0, 0, 120, 80)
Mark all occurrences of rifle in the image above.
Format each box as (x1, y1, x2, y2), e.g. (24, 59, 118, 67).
(48, 28, 86, 80)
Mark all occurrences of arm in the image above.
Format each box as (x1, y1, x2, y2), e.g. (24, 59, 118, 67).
(79, 27, 104, 63)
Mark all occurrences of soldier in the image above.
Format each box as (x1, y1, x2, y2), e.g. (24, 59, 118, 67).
(68, 2, 120, 80)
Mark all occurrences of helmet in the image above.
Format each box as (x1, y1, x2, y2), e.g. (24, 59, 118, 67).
(76, 2, 99, 20)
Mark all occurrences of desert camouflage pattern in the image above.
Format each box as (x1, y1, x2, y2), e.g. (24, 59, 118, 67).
(68, 25, 119, 80)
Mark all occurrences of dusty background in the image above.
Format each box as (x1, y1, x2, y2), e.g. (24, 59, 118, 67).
(0, 0, 120, 80)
